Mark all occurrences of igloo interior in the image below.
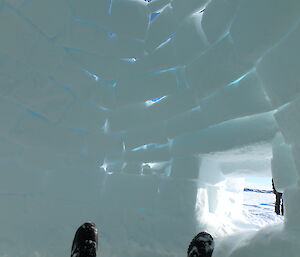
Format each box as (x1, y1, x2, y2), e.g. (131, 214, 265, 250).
(1, 0, 300, 256)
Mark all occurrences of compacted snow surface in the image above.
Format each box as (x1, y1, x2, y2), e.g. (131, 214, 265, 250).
(211, 188, 288, 257)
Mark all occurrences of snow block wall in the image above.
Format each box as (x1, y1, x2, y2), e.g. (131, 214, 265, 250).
(0, 0, 300, 256)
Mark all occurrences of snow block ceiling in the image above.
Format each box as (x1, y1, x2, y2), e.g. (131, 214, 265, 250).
(0, 0, 300, 256)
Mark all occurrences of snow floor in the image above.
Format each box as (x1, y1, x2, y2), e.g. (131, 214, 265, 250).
(212, 190, 288, 257)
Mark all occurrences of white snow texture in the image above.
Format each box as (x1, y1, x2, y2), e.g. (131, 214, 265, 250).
(0, 0, 299, 256)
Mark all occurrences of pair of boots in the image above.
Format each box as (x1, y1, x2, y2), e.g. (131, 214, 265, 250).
(71, 222, 214, 257)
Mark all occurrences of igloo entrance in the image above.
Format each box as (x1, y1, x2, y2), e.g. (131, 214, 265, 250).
(194, 143, 281, 236)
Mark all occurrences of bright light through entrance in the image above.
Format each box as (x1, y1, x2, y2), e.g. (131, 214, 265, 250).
(242, 176, 284, 230)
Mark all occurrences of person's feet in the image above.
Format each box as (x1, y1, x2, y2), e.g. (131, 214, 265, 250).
(71, 222, 98, 257)
(187, 232, 214, 257)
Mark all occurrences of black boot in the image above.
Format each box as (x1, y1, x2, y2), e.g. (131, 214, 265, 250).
(71, 222, 98, 257)
(187, 232, 214, 257)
